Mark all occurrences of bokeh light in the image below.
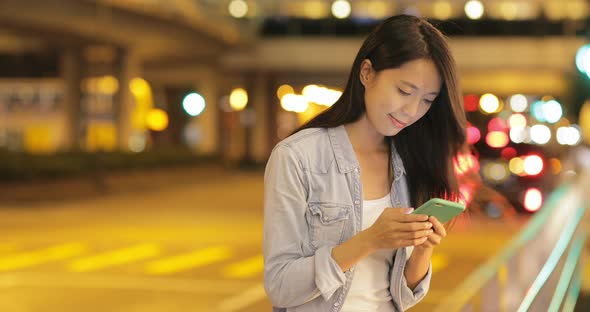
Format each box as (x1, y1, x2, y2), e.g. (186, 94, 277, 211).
(488, 117, 508, 132)
(465, 0, 485, 19)
(509, 127, 528, 144)
(228, 0, 248, 18)
(466, 125, 481, 144)
(523, 155, 544, 176)
(331, 0, 351, 19)
(549, 158, 562, 175)
(531, 100, 546, 122)
(130, 78, 150, 96)
(183, 92, 206, 117)
(510, 94, 528, 112)
(530, 124, 551, 145)
(542, 100, 563, 124)
(146, 109, 168, 131)
(229, 88, 248, 111)
(501, 147, 517, 160)
(480, 93, 500, 114)
(508, 113, 527, 128)
(486, 131, 509, 148)
(454, 153, 480, 176)
(302, 85, 341, 106)
(281, 94, 309, 113)
(524, 188, 543, 212)
(556, 126, 582, 146)
(433, 1, 453, 20)
(277, 84, 295, 100)
(509, 157, 525, 176)
(484, 162, 509, 183)
(575, 44, 590, 76)
(464, 94, 479, 112)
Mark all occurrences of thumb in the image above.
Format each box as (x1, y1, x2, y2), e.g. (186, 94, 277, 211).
(402, 207, 414, 214)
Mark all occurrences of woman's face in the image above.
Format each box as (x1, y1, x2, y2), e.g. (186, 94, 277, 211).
(360, 58, 442, 137)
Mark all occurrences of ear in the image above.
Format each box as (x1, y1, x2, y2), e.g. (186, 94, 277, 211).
(359, 59, 374, 87)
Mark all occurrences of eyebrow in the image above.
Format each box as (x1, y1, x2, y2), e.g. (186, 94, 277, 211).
(400, 80, 439, 96)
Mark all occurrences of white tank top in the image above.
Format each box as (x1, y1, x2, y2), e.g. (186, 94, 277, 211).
(340, 192, 396, 312)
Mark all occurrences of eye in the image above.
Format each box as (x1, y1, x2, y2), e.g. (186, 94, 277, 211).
(398, 88, 411, 96)
(424, 99, 435, 105)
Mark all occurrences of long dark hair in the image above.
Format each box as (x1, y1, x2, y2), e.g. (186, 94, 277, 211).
(293, 15, 467, 207)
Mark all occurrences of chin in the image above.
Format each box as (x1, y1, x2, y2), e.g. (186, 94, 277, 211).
(380, 124, 401, 137)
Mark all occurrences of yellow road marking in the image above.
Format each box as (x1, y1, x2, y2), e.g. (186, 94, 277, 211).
(0, 243, 86, 271)
(69, 243, 160, 272)
(217, 283, 266, 312)
(145, 246, 232, 275)
(223, 254, 264, 279)
(431, 253, 449, 274)
(0, 243, 16, 253)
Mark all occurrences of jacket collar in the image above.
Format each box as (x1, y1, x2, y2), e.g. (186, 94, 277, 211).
(327, 125, 359, 173)
(327, 125, 406, 180)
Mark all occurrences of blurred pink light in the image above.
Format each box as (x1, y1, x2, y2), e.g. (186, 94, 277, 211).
(467, 126, 481, 144)
(488, 117, 508, 132)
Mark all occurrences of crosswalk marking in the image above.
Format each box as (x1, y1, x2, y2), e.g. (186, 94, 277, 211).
(431, 253, 449, 274)
(222, 254, 263, 279)
(68, 243, 160, 272)
(145, 246, 232, 275)
(0, 243, 86, 271)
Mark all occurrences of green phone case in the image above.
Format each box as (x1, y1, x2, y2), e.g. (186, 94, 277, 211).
(411, 198, 465, 223)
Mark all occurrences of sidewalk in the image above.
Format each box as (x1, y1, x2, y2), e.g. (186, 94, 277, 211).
(0, 164, 242, 205)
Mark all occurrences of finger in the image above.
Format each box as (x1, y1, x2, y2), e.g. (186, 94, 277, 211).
(396, 221, 433, 231)
(395, 229, 433, 240)
(391, 229, 434, 240)
(427, 234, 442, 245)
(430, 217, 447, 237)
(391, 211, 430, 223)
(419, 240, 433, 248)
(399, 237, 429, 247)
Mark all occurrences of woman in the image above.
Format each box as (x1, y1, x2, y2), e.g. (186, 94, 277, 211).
(263, 15, 467, 311)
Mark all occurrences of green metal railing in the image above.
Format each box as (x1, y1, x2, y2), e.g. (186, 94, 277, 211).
(434, 168, 589, 311)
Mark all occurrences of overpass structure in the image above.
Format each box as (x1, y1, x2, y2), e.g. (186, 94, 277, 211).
(0, 0, 587, 162)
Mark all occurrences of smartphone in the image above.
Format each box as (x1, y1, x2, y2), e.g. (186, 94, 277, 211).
(411, 198, 465, 223)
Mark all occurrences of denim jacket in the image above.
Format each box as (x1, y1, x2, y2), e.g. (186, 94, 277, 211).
(263, 125, 432, 312)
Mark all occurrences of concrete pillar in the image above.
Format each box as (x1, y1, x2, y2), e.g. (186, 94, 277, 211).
(196, 67, 220, 156)
(60, 47, 83, 151)
(114, 48, 141, 151)
(251, 72, 271, 163)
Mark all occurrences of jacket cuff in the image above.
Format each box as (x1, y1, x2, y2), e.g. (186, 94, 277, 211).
(314, 245, 346, 301)
(400, 260, 431, 303)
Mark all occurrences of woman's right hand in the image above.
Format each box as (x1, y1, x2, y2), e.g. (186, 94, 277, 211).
(364, 207, 434, 250)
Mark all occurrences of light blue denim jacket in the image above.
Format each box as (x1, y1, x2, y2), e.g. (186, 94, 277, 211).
(263, 125, 432, 312)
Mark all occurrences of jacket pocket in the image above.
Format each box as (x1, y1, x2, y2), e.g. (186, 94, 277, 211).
(307, 202, 351, 249)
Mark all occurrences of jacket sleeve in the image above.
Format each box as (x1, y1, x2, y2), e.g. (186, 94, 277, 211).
(390, 247, 432, 311)
(263, 144, 346, 308)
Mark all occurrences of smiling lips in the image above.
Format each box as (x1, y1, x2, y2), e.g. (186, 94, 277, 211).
(388, 114, 408, 128)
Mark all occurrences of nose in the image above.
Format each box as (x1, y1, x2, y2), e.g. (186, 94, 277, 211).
(401, 98, 420, 118)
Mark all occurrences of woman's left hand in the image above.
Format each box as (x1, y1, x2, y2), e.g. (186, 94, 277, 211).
(415, 216, 446, 250)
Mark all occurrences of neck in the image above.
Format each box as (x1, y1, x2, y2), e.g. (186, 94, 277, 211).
(344, 114, 388, 153)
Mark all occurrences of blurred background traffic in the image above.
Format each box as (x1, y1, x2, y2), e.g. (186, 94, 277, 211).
(1, 0, 590, 311)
